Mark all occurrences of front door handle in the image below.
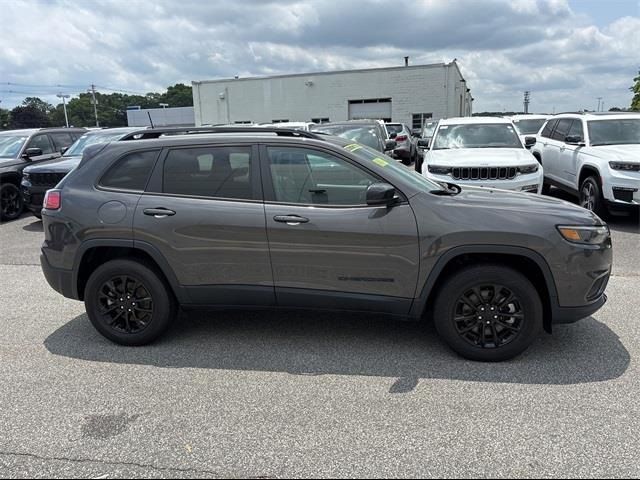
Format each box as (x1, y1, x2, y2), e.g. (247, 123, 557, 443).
(274, 215, 309, 225)
(144, 208, 176, 218)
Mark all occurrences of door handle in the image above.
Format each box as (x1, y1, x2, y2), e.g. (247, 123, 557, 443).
(144, 208, 176, 218)
(274, 215, 309, 225)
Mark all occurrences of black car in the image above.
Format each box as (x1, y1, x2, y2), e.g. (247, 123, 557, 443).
(311, 120, 396, 153)
(0, 128, 85, 221)
(22, 127, 143, 218)
(40, 127, 611, 362)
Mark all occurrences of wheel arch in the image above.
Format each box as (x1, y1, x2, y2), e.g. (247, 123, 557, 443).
(579, 164, 601, 188)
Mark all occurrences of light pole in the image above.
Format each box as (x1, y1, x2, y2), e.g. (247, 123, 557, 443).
(57, 94, 70, 127)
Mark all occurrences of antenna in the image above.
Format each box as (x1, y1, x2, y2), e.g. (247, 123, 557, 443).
(147, 111, 155, 129)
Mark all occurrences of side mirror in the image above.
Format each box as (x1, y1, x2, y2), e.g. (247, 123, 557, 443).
(417, 139, 430, 149)
(366, 183, 398, 206)
(60, 147, 69, 155)
(384, 140, 397, 152)
(389, 132, 398, 139)
(565, 135, 584, 146)
(524, 136, 537, 148)
(411, 129, 421, 138)
(23, 148, 43, 159)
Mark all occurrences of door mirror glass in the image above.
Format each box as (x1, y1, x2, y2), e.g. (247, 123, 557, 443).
(524, 136, 537, 148)
(366, 183, 397, 206)
(23, 147, 43, 159)
(417, 139, 430, 149)
(384, 140, 397, 152)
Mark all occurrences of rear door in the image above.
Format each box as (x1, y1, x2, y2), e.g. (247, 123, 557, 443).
(134, 143, 275, 306)
(261, 144, 420, 315)
(557, 119, 585, 187)
(547, 118, 574, 188)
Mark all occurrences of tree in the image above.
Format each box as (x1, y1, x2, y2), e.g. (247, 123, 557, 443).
(160, 83, 193, 107)
(0, 108, 10, 130)
(631, 70, 640, 111)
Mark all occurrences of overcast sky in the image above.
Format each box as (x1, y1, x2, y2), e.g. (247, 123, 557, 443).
(0, 0, 638, 113)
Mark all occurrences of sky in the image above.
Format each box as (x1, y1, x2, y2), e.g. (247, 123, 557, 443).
(0, 0, 638, 114)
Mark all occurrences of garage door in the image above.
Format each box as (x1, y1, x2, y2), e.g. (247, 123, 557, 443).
(348, 99, 392, 121)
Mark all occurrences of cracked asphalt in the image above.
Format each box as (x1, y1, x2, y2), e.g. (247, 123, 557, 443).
(0, 202, 638, 478)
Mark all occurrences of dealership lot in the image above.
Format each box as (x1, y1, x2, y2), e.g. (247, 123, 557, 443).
(0, 205, 638, 477)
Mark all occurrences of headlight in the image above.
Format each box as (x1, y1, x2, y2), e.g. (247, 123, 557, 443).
(609, 161, 640, 172)
(518, 164, 539, 175)
(428, 165, 452, 175)
(557, 225, 610, 245)
(22, 172, 30, 180)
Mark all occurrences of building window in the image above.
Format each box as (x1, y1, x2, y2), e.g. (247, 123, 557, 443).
(412, 113, 433, 130)
(234, 121, 253, 124)
(311, 118, 330, 124)
(272, 119, 290, 123)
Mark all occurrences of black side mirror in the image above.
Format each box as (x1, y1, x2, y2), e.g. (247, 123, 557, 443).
(23, 148, 43, 159)
(366, 183, 398, 206)
(417, 139, 430, 149)
(384, 140, 397, 152)
(524, 136, 537, 148)
(565, 135, 584, 146)
(411, 129, 421, 138)
(389, 132, 398, 139)
(60, 147, 69, 155)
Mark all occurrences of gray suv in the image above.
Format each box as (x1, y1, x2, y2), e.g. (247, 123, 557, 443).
(40, 128, 612, 361)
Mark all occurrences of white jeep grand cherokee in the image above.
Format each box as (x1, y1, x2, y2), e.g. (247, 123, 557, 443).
(420, 117, 543, 193)
(530, 112, 640, 216)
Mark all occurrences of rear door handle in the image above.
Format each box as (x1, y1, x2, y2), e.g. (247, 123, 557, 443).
(144, 208, 176, 218)
(274, 215, 309, 225)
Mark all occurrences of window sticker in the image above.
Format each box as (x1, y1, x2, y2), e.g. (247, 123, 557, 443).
(345, 144, 363, 152)
(373, 157, 389, 167)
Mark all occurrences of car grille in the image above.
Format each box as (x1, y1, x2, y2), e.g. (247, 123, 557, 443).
(451, 167, 518, 181)
(29, 172, 67, 187)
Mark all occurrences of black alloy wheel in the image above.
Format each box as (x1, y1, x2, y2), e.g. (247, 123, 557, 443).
(1, 183, 23, 221)
(97, 275, 154, 334)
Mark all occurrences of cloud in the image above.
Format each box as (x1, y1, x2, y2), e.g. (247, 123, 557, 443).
(0, 0, 636, 113)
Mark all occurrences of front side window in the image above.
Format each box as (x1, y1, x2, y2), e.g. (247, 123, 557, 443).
(27, 135, 54, 154)
(163, 146, 253, 200)
(65, 131, 131, 157)
(267, 147, 378, 206)
(567, 120, 585, 139)
(551, 119, 573, 141)
(588, 119, 640, 146)
(100, 150, 158, 191)
(50, 133, 75, 151)
(433, 123, 522, 150)
(541, 119, 558, 138)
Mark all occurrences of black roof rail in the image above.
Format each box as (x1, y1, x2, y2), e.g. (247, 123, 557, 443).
(119, 126, 322, 141)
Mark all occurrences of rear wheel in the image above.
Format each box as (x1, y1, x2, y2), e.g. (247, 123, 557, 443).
(85, 259, 177, 346)
(0, 183, 23, 222)
(579, 176, 607, 218)
(433, 265, 543, 362)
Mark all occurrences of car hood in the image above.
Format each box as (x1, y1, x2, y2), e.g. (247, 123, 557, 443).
(23, 155, 82, 173)
(427, 148, 536, 166)
(0, 157, 22, 169)
(587, 144, 640, 162)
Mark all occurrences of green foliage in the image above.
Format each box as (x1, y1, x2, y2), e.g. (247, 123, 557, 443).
(631, 70, 640, 111)
(0, 108, 9, 129)
(9, 105, 51, 129)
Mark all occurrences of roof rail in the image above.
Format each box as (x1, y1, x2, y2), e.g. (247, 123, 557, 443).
(119, 126, 322, 141)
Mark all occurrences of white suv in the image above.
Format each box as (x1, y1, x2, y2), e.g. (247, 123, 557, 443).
(420, 117, 543, 193)
(510, 114, 549, 147)
(531, 112, 640, 216)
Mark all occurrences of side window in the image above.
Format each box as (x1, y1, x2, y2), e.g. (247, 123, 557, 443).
(27, 135, 54, 154)
(100, 150, 158, 191)
(163, 146, 253, 200)
(267, 147, 378, 206)
(567, 120, 584, 139)
(552, 119, 573, 141)
(541, 119, 557, 139)
(50, 133, 74, 152)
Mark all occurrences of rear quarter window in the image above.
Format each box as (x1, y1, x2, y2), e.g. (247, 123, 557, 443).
(99, 150, 159, 191)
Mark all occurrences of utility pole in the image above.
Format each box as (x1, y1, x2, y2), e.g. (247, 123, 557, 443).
(56, 93, 70, 128)
(596, 97, 603, 112)
(523, 91, 531, 114)
(89, 84, 99, 127)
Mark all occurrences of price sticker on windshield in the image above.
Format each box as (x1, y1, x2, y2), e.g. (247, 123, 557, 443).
(373, 157, 389, 167)
(345, 144, 362, 152)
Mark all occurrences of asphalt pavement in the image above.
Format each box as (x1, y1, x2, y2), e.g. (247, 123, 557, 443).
(0, 202, 638, 478)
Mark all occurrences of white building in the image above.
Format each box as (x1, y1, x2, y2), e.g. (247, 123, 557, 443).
(127, 106, 195, 127)
(192, 61, 473, 130)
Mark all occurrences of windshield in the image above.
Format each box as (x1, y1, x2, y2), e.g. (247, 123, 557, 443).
(422, 122, 437, 138)
(313, 125, 381, 150)
(513, 119, 546, 135)
(64, 131, 130, 156)
(342, 142, 444, 191)
(433, 123, 522, 149)
(588, 119, 640, 146)
(0, 135, 29, 158)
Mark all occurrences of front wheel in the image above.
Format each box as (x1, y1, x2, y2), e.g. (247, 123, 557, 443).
(580, 176, 607, 218)
(433, 265, 543, 362)
(0, 183, 24, 222)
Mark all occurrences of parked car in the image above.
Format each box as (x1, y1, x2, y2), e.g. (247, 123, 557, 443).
(531, 112, 640, 216)
(415, 120, 439, 173)
(262, 122, 317, 131)
(0, 127, 85, 221)
(22, 127, 143, 218)
(311, 120, 395, 154)
(510, 115, 549, 148)
(40, 127, 611, 362)
(420, 117, 542, 193)
(385, 123, 418, 165)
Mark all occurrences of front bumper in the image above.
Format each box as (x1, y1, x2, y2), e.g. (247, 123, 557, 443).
(425, 170, 544, 194)
(552, 294, 607, 324)
(21, 182, 49, 213)
(602, 169, 640, 207)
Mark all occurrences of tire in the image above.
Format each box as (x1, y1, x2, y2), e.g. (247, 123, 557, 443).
(0, 183, 24, 222)
(84, 259, 177, 346)
(541, 181, 551, 195)
(579, 176, 607, 218)
(433, 264, 543, 362)
(415, 156, 424, 174)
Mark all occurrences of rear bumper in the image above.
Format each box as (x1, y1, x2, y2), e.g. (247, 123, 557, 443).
(551, 293, 607, 324)
(40, 252, 77, 300)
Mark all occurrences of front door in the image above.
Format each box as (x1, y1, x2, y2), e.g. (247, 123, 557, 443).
(23, 134, 61, 165)
(557, 119, 584, 186)
(261, 145, 420, 315)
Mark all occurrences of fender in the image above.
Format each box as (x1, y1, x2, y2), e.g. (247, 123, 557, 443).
(408, 244, 560, 319)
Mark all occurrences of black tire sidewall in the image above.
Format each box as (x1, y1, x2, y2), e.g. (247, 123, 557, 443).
(580, 176, 607, 218)
(1, 183, 24, 221)
(85, 259, 175, 346)
(434, 265, 543, 362)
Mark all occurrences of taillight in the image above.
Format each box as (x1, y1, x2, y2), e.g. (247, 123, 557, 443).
(395, 135, 408, 142)
(43, 190, 61, 210)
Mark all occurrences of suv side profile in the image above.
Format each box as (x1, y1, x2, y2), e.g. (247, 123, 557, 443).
(531, 112, 640, 216)
(0, 127, 85, 221)
(311, 120, 395, 154)
(41, 128, 612, 362)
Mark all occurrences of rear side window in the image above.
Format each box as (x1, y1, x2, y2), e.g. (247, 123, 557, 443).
(100, 150, 158, 191)
(540, 120, 557, 138)
(162, 146, 254, 200)
(551, 119, 573, 141)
